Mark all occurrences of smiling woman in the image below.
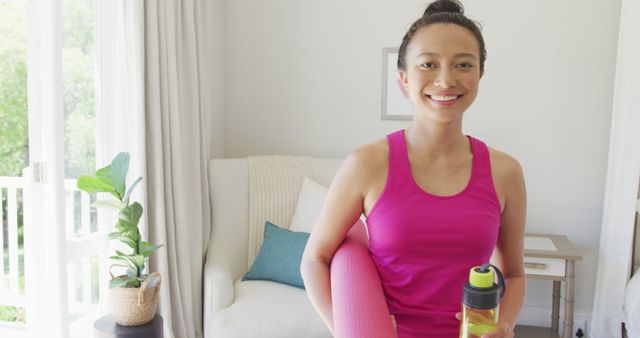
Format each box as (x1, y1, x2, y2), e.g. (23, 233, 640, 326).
(301, 1, 526, 337)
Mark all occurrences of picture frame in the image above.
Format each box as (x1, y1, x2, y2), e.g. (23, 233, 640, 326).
(381, 47, 414, 120)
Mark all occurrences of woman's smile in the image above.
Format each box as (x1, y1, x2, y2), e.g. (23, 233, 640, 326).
(426, 93, 465, 107)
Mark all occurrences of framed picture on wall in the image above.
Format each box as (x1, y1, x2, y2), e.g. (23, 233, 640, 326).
(381, 47, 414, 120)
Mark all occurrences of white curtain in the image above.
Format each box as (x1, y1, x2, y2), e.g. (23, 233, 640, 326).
(98, 0, 147, 230)
(97, 0, 148, 314)
(99, 0, 147, 183)
(100, 1, 214, 336)
(591, 0, 640, 336)
(144, 1, 214, 337)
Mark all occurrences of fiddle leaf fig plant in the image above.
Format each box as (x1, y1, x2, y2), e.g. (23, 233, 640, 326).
(77, 152, 162, 288)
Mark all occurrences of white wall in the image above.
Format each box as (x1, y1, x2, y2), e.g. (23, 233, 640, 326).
(208, 0, 225, 158)
(222, 0, 621, 327)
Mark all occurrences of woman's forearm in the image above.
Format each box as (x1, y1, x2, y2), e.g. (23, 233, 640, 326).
(498, 275, 526, 330)
(301, 259, 335, 335)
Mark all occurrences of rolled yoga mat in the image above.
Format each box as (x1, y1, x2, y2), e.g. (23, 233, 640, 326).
(330, 220, 396, 338)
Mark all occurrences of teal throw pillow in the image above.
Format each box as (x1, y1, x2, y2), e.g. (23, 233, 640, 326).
(243, 221, 310, 289)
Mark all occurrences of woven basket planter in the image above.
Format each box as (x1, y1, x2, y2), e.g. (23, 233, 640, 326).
(109, 272, 162, 326)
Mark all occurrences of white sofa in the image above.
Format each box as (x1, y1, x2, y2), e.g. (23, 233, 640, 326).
(625, 269, 640, 337)
(203, 158, 343, 338)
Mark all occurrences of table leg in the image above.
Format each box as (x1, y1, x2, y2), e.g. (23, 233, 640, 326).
(552, 280, 561, 332)
(564, 260, 575, 338)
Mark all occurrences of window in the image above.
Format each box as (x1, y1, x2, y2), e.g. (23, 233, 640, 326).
(0, 1, 114, 337)
(0, 0, 29, 329)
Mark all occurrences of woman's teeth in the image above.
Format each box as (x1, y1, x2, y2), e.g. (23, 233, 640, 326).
(429, 95, 459, 101)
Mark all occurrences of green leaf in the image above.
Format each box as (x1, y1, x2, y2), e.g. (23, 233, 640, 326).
(140, 241, 163, 257)
(110, 152, 130, 199)
(77, 175, 116, 194)
(126, 267, 137, 279)
(123, 176, 143, 205)
(96, 165, 114, 185)
(109, 255, 137, 271)
(112, 253, 145, 272)
(129, 254, 145, 269)
(114, 220, 128, 233)
(123, 230, 140, 243)
(115, 226, 140, 246)
(109, 276, 128, 288)
(109, 274, 142, 288)
(92, 199, 125, 210)
(95, 165, 119, 200)
(124, 278, 141, 288)
(107, 232, 137, 249)
(118, 202, 143, 231)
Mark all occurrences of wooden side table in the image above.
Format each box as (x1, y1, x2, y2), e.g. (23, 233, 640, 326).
(94, 314, 163, 338)
(514, 233, 582, 338)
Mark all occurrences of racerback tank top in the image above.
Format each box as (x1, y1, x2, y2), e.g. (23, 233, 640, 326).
(365, 129, 501, 338)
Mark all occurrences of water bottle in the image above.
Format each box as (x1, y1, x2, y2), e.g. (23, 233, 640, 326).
(459, 263, 506, 338)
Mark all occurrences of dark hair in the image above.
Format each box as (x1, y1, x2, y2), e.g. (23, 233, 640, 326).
(397, 0, 486, 74)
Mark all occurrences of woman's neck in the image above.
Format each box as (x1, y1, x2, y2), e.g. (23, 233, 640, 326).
(404, 122, 469, 159)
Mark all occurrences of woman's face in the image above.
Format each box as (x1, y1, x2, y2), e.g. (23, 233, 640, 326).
(399, 23, 482, 122)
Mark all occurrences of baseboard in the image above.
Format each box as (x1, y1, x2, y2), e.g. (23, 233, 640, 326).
(517, 305, 591, 337)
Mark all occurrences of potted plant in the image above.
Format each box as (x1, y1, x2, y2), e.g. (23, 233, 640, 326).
(77, 152, 163, 326)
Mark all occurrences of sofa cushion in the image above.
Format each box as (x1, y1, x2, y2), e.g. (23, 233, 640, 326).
(207, 280, 331, 338)
(290, 177, 329, 233)
(243, 221, 309, 288)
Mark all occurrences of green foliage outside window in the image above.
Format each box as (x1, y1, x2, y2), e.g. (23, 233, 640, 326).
(0, 0, 96, 178)
(0, 0, 97, 324)
(0, 0, 28, 177)
(63, 0, 96, 178)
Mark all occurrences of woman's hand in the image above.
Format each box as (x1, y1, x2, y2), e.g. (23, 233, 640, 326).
(455, 312, 514, 338)
(479, 322, 513, 338)
(390, 315, 398, 338)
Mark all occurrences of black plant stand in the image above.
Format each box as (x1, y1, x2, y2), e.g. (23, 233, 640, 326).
(94, 314, 163, 338)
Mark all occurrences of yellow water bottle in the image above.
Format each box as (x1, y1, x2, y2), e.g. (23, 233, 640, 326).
(459, 264, 505, 338)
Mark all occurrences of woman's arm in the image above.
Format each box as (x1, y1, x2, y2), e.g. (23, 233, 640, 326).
(300, 148, 374, 335)
(488, 153, 528, 337)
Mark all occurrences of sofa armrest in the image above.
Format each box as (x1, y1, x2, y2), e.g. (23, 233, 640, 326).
(203, 258, 235, 319)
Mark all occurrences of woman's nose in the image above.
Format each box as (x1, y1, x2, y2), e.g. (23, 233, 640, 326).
(433, 71, 456, 88)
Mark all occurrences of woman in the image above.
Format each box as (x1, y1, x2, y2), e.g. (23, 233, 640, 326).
(300, 1, 526, 337)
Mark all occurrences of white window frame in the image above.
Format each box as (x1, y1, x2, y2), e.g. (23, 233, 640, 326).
(23, 0, 69, 337)
(18, 1, 115, 337)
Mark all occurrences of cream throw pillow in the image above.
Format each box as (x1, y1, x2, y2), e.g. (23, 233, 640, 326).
(289, 177, 329, 233)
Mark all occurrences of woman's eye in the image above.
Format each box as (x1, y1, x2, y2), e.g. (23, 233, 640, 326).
(457, 63, 473, 69)
(420, 63, 435, 69)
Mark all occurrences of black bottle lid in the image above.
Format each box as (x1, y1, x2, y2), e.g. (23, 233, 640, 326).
(462, 264, 506, 310)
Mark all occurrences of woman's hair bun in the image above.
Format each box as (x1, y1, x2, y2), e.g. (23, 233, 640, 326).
(423, 0, 464, 17)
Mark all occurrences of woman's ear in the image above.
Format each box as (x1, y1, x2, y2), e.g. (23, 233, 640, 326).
(399, 70, 409, 92)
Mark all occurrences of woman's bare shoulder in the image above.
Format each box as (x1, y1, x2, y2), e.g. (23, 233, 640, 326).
(487, 147, 525, 212)
(334, 137, 389, 192)
(487, 147, 524, 187)
(348, 137, 389, 171)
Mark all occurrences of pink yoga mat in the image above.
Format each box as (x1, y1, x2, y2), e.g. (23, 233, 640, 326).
(330, 220, 396, 338)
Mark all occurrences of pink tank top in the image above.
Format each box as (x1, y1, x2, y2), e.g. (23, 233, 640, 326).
(366, 129, 501, 338)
